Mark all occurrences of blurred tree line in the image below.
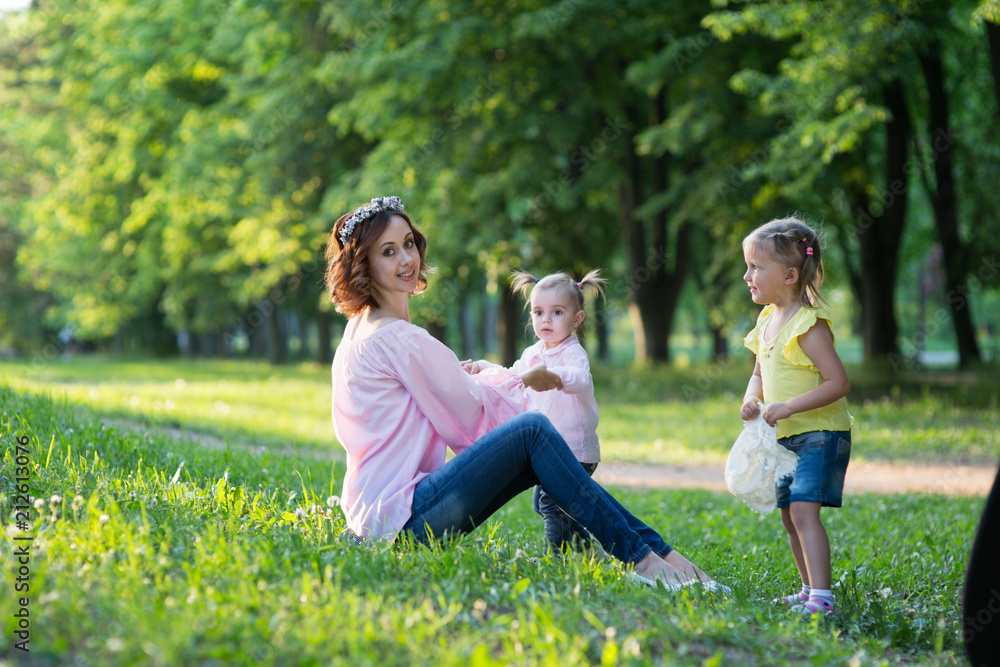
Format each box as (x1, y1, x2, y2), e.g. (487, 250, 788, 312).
(1, 0, 998, 369)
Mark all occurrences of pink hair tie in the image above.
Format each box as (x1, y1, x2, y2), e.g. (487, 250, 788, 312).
(806, 247, 814, 256)
(576, 282, 583, 289)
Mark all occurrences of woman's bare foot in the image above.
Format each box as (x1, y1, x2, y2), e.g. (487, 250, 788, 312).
(632, 551, 692, 586)
(631, 550, 731, 594)
(664, 550, 712, 583)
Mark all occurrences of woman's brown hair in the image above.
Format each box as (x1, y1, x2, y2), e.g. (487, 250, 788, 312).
(324, 207, 430, 316)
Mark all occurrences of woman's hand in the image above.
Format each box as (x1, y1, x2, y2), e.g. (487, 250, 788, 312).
(520, 363, 563, 392)
(461, 360, 481, 375)
(740, 397, 761, 421)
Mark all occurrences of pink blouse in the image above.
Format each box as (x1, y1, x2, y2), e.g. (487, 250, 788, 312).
(331, 318, 530, 541)
(477, 334, 600, 463)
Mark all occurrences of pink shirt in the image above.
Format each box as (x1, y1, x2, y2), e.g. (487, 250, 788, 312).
(331, 318, 530, 541)
(479, 334, 600, 463)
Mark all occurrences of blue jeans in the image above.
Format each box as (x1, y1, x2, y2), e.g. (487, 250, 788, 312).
(400, 412, 672, 564)
(776, 430, 851, 508)
(533, 462, 598, 552)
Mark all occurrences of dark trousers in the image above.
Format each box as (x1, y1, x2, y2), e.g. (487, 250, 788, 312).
(533, 461, 599, 552)
(964, 456, 1000, 666)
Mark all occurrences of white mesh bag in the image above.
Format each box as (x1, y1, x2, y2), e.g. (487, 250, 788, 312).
(725, 406, 799, 513)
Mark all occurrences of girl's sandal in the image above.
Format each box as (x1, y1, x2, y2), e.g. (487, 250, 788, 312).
(773, 591, 809, 607)
(791, 598, 835, 617)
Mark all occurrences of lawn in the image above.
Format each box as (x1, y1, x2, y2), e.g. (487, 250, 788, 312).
(2, 355, 999, 466)
(0, 356, 994, 665)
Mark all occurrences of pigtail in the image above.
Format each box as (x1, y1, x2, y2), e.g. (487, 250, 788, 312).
(510, 269, 539, 300)
(798, 232, 825, 308)
(577, 268, 608, 302)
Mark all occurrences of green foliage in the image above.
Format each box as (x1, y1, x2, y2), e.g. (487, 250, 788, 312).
(0, 0, 997, 366)
(0, 384, 986, 664)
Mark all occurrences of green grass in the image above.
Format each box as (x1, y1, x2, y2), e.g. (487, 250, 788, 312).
(3, 355, 999, 466)
(0, 386, 988, 665)
(0, 356, 333, 454)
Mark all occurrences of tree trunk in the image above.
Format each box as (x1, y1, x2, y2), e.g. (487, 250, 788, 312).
(249, 316, 267, 358)
(498, 282, 520, 367)
(593, 296, 609, 362)
(987, 20, 1000, 125)
(316, 309, 332, 366)
(918, 47, 980, 367)
(856, 78, 910, 366)
(267, 307, 287, 365)
(711, 326, 728, 361)
(426, 320, 446, 343)
(460, 289, 476, 359)
(619, 92, 688, 364)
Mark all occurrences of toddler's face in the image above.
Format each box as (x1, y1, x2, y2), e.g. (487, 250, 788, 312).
(530, 288, 583, 349)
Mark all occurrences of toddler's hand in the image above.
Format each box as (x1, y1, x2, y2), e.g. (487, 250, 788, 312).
(740, 398, 761, 421)
(461, 360, 481, 375)
(761, 401, 793, 427)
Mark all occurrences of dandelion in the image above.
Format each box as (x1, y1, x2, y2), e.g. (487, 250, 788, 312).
(33, 497, 45, 511)
(49, 494, 63, 509)
(326, 496, 340, 509)
(72, 495, 85, 511)
(98, 514, 110, 525)
(294, 507, 307, 521)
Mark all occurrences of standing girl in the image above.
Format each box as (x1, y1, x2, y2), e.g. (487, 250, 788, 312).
(740, 217, 854, 616)
(465, 269, 606, 553)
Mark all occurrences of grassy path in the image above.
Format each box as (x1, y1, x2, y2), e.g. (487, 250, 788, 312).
(3, 355, 999, 469)
(106, 413, 999, 497)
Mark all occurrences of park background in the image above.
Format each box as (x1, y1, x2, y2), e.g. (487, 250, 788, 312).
(2, 0, 1000, 666)
(0, 0, 999, 368)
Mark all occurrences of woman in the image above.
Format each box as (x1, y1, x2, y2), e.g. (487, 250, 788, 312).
(325, 196, 720, 589)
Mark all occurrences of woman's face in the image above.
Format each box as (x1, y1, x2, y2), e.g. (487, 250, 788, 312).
(366, 214, 420, 301)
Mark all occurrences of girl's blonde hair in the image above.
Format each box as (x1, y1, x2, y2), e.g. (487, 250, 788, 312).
(510, 269, 607, 333)
(743, 216, 825, 308)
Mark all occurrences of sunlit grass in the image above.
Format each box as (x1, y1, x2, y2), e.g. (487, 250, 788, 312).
(0, 386, 984, 665)
(1, 354, 998, 465)
(0, 355, 334, 453)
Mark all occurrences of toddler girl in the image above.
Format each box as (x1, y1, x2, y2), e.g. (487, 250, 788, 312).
(466, 269, 606, 553)
(740, 217, 854, 616)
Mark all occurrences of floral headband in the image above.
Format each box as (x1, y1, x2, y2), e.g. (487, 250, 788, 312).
(338, 196, 405, 246)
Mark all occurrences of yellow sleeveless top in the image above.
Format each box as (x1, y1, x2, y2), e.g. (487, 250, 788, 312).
(743, 305, 854, 438)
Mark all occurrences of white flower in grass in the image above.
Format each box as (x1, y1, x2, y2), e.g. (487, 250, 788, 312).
(72, 495, 85, 511)
(33, 497, 45, 510)
(49, 494, 63, 509)
(294, 507, 307, 521)
(98, 514, 110, 525)
(326, 496, 340, 508)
